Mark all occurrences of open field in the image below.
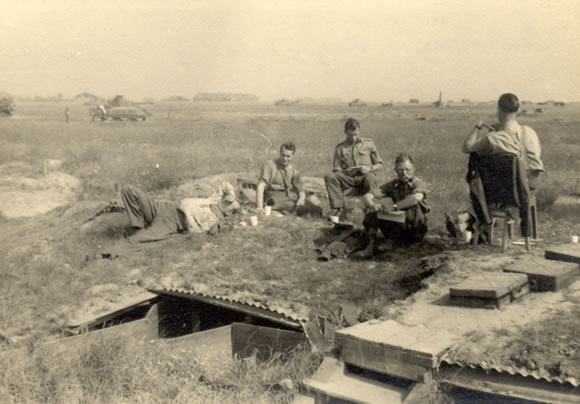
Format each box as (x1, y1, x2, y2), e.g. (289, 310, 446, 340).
(1, 101, 579, 402)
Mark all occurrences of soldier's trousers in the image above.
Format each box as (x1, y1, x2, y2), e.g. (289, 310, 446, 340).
(324, 172, 377, 209)
(363, 205, 428, 244)
(120, 185, 186, 242)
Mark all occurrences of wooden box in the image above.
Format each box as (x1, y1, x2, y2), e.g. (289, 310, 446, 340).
(545, 243, 580, 264)
(449, 272, 529, 309)
(504, 258, 578, 292)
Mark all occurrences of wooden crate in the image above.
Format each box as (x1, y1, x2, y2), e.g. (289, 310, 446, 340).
(545, 243, 580, 264)
(335, 320, 458, 381)
(449, 272, 529, 309)
(504, 257, 578, 291)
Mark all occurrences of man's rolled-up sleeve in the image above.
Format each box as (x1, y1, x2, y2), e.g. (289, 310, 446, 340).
(369, 141, 383, 165)
(292, 169, 304, 193)
(332, 146, 343, 171)
(258, 162, 274, 186)
(412, 178, 428, 197)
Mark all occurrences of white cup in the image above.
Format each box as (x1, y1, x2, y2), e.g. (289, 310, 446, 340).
(572, 235, 579, 244)
(250, 216, 258, 226)
(463, 231, 473, 244)
(264, 206, 272, 216)
(330, 215, 340, 224)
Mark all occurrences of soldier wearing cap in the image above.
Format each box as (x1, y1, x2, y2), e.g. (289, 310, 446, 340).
(324, 118, 383, 219)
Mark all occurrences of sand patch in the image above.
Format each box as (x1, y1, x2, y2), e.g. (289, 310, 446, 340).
(0, 161, 81, 219)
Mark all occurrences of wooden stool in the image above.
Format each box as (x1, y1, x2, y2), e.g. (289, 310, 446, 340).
(473, 208, 531, 252)
(529, 194, 538, 240)
(491, 209, 517, 252)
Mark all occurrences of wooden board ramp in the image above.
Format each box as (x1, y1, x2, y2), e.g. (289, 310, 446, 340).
(66, 291, 159, 333)
(504, 257, 579, 292)
(334, 320, 459, 382)
(41, 304, 159, 356)
(449, 272, 529, 309)
(302, 357, 408, 404)
(545, 243, 580, 264)
(230, 322, 307, 361)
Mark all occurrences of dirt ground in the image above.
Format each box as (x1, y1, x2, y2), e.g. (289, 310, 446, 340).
(1, 160, 578, 386)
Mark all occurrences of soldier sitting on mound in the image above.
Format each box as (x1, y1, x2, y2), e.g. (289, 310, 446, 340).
(255, 142, 322, 216)
(324, 118, 384, 222)
(354, 153, 430, 258)
(120, 181, 243, 242)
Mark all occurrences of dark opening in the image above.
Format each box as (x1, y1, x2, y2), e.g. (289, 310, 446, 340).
(157, 296, 298, 338)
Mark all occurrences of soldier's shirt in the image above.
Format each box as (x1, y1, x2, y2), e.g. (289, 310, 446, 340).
(470, 122, 544, 173)
(376, 176, 430, 212)
(333, 137, 383, 172)
(258, 158, 303, 194)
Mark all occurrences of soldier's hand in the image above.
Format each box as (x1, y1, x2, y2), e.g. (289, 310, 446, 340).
(482, 122, 497, 131)
(296, 197, 305, 207)
(360, 165, 372, 174)
(373, 203, 382, 212)
(380, 197, 395, 213)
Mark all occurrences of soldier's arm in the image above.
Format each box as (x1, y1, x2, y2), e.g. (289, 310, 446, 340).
(394, 179, 426, 210)
(369, 141, 383, 172)
(256, 181, 266, 212)
(332, 146, 343, 172)
(463, 121, 490, 153)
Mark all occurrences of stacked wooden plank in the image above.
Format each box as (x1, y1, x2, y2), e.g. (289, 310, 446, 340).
(334, 320, 459, 381)
(449, 272, 529, 309)
(504, 257, 578, 292)
(545, 243, 580, 264)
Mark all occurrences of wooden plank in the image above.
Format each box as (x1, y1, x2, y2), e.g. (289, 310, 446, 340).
(448, 283, 529, 310)
(439, 364, 580, 404)
(231, 323, 307, 361)
(449, 272, 528, 299)
(43, 317, 159, 356)
(505, 257, 578, 292)
(337, 321, 459, 365)
(402, 382, 433, 404)
(545, 243, 580, 264)
(302, 357, 407, 404)
(161, 325, 233, 365)
(449, 294, 511, 310)
(335, 333, 433, 380)
(67, 291, 158, 330)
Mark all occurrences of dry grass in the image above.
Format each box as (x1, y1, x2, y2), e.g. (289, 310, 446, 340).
(1, 101, 579, 402)
(0, 335, 320, 403)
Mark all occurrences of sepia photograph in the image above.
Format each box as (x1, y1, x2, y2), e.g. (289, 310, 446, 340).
(1, 1, 579, 402)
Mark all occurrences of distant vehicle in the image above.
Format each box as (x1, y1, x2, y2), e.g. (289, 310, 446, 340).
(348, 98, 366, 107)
(89, 95, 152, 122)
(0, 95, 14, 116)
(90, 105, 148, 121)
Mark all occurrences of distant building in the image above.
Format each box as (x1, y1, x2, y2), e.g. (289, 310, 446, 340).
(409, 98, 420, 104)
(193, 93, 259, 102)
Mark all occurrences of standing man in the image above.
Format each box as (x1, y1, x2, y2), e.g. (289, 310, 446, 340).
(256, 142, 306, 213)
(64, 107, 70, 123)
(462, 93, 544, 190)
(356, 153, 429, 257)
(324, 118, 383, 220)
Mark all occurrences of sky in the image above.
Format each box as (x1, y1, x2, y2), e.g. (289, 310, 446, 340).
(1, 0, 579, 102)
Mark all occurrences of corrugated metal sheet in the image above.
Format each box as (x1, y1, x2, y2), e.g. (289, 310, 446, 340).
(441, 358, 579, 387)
(149, 287, 307, 329)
